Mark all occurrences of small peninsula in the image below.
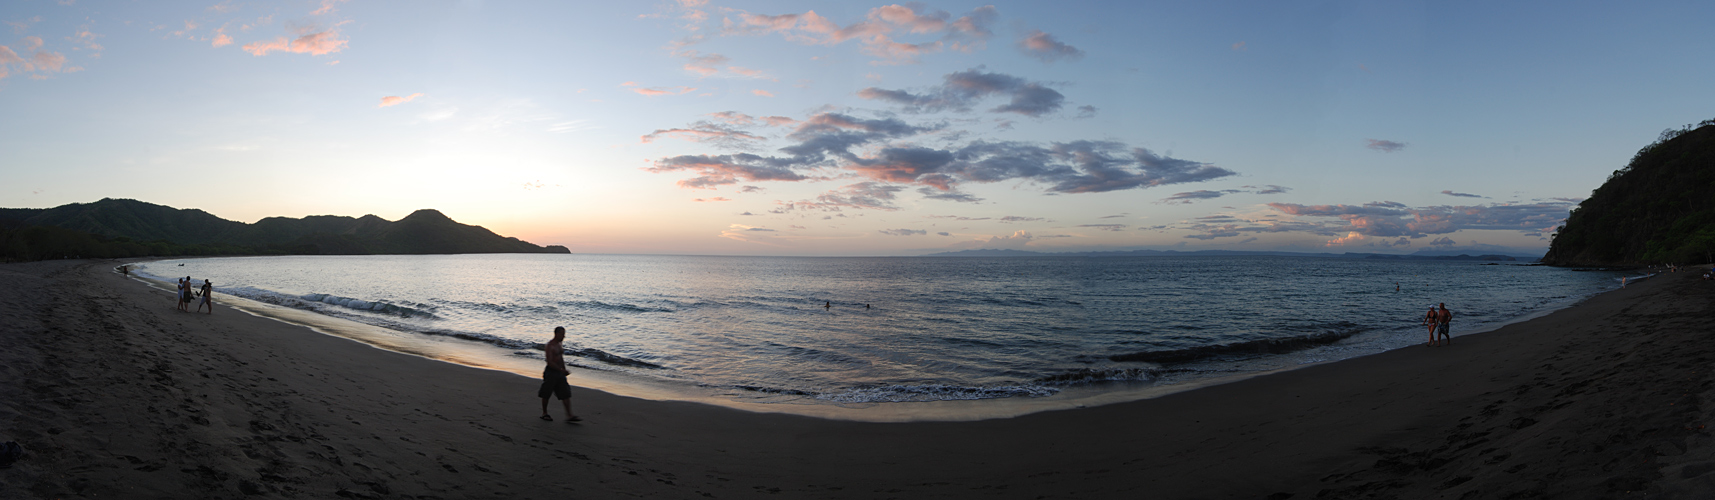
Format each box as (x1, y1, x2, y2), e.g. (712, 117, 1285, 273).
(0, 198, 568, 260)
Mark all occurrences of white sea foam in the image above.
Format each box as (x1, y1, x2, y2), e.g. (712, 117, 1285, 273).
(137, 254, 1630, 408)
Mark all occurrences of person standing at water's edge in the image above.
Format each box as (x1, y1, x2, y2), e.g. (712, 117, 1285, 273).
(1436, 303, 1454, 345)
(1424, 305, 1440, 346)
(196, 279, 214, 314)
(538, 327, 581, 423)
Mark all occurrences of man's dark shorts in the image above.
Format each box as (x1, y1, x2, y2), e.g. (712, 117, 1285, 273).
(539, 370, 571, 400)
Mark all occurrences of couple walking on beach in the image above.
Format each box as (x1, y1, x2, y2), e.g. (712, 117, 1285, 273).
(538, 326, 582, 423)
(176, 276, 213, 314)
(1424, 303, 1453, 346)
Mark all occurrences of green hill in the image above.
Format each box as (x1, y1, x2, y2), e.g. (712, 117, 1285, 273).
(0, 199, 569, 261)
(1544, 118, 1715, 266)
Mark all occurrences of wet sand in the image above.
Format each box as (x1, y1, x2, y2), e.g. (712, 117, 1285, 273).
(3, 259, 1713, 498)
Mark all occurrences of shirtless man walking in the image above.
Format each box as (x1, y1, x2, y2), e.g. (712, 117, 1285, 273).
(537, 327, 581, 422)
(1436, 303, 1454, 346)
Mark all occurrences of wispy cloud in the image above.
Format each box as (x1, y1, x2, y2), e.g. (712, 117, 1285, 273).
(1160, 189, 1242, 204)
(772, 182, 908, 212)
(676, 49, 728, 76)
(878, 228, 927, 236)
(378, 93, 424, 108)
(626, 82, 697, 96)
(1160, 185, 1291, 204)
(639, 121, 766, 149)
(858, 69, 1064, 116)
(310, 0, 347, 16)
(706, 111, 796, 127)
(1440, 190, 1486, 198)
(242, 29, 346, 56)
(713, 5, 997, 65)
(0, 41, 71, 81)
(719, 224, 786, 245)
(1365, 138, 1407, 153)
(917, 186, 982, 203)
(751, 89, 774, 97)
(1017, 29, 1083, 63)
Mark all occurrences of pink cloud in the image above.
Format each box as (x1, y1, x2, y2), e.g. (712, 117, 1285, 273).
(71, 30, 103, 55)
(678, 50, 728, 76)
(773, 182, 906, 211)
(0, 46, 21, 64)
(631, 86, 696, 96)
(242, 30, 346, 56)
(646, 154, 811, 189)
(1018, 30, 1083, 62)
(720, 5, 990, 64)
(726, 66, 764, 77)
(27, 50, 65, 72)
(212, 32, 233, 47)
(311, 0, 347, 16)
(1325, 232, 1367, 246)
(872, 4, 947, 33)
(692, 197, 733, 202)
(862, 35, 942, 64)
(378, 93, 424, 108)
(639, 124, 765, 145)
(21, 36, 43, 51)
(707, 111, 756, 125)
(751, 89, 773, 97)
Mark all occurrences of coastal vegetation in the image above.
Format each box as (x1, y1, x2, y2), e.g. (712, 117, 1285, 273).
(0, 198, 568, 261)
(1544, 118, 1715, 266)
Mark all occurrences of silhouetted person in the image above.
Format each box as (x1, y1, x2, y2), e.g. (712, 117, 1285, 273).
(1423, 305, 1439, 346)
(177, 277, 193, 312)
(1436, 303, 1454, 345)
(196, 280, 214, 314)
(538, 326, 580, 422)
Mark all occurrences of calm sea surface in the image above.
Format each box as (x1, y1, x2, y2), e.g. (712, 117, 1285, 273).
(136, 254, 1633, 406)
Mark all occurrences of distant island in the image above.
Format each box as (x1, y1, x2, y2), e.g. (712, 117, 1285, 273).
(922, 248, 1525, 261)
(1544, 118, 1715, 266)
(0, 198, 568, 261)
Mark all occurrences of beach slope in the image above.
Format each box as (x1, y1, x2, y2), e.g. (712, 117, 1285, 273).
(2, 260, 1713, 498)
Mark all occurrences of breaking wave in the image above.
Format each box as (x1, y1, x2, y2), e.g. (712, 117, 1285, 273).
(1108, 323, 1365, 364)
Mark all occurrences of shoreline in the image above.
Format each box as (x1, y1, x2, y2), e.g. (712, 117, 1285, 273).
(117, 256, 1625, 422)
(4, 259, 1714, 497)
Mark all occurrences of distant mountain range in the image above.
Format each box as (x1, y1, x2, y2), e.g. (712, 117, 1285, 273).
(0, 198, 567, 260)
(921, 248, 1529, 261)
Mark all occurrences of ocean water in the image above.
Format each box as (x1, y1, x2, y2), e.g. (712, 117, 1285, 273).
(134, 254, 1634, 408)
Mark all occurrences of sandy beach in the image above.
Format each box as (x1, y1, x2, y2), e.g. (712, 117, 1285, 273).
(2, 259, 1713, 499)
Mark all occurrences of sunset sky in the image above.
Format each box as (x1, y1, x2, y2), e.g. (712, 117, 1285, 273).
(3, 1, 1713, 256)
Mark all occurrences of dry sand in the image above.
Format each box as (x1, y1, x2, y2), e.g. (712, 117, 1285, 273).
(2, 259, 1714, 499)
